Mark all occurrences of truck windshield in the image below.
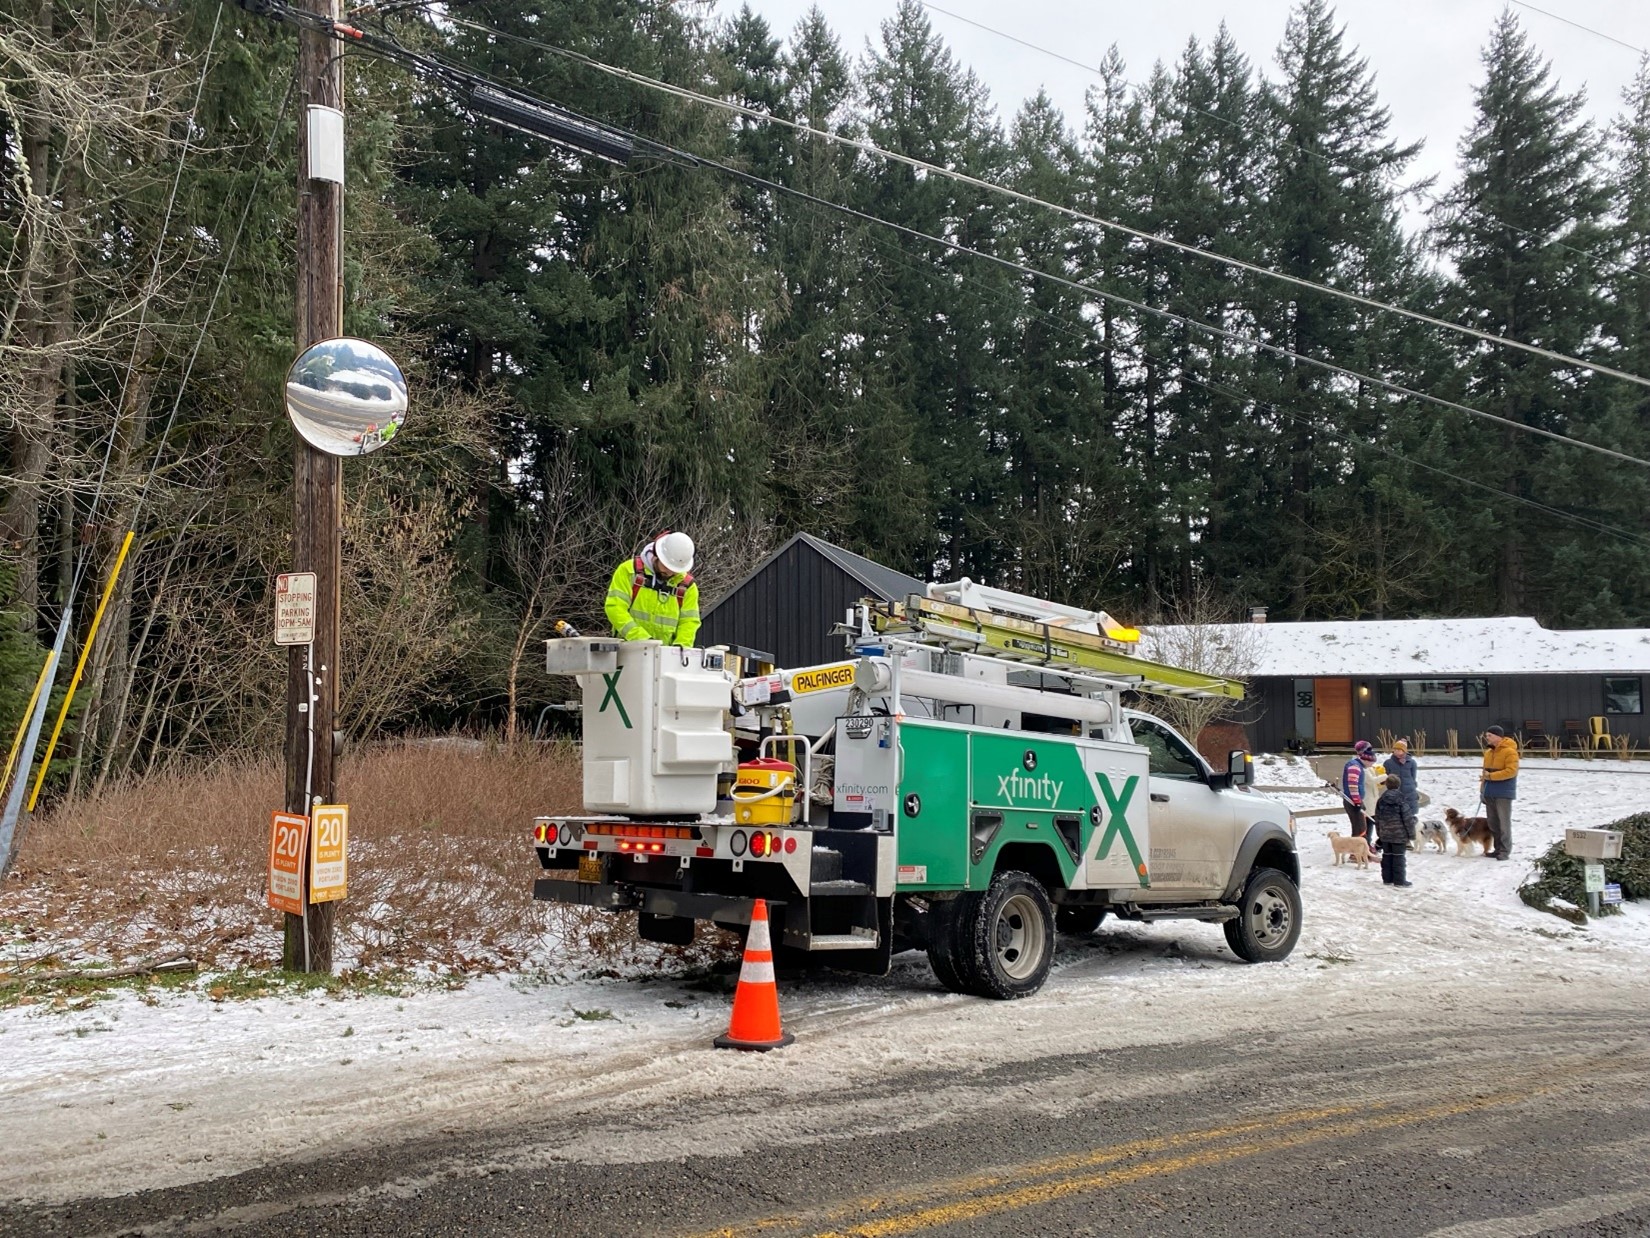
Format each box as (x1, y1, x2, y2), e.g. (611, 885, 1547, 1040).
(1130, 719, 1205, 781)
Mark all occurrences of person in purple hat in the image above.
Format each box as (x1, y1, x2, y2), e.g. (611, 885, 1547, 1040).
(1340, 740, 1380, 849)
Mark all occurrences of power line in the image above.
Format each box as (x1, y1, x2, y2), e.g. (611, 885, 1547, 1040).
(836, 195, 1650, 553)
(319, 11, 1650, 471)
(677, 142, 1650, 469)
(437, 14, 1650, 397)
(1509, 1, 1648, 57)
(922, 0, 1650, 288)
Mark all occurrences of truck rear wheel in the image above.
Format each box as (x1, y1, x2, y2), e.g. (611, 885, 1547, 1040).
(967, 871, 1053, 999)
(1223, 867, 1302, 963)
(925, 895, 978, 994)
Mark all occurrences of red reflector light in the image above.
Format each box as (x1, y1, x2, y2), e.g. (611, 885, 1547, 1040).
(784, 836, 797, 854)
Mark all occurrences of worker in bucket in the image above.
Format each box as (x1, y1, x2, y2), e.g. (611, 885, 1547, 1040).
(605, 530, 701, 647)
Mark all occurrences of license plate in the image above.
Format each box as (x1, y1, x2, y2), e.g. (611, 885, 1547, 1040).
(578, 855, 602, 883)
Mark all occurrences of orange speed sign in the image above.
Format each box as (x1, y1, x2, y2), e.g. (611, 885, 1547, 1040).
(267, 812, 309, 914)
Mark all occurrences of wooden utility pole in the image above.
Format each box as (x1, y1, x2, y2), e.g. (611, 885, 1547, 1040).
(284, 0, 343, 972)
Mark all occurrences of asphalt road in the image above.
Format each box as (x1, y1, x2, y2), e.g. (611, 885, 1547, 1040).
(8, 997, 1649, 1238)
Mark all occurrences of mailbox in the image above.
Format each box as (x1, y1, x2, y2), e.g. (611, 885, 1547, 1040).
(1563, 828, 1624, 860)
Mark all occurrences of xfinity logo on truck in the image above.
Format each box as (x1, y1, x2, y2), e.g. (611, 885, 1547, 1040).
(996, 770, 1064, 804)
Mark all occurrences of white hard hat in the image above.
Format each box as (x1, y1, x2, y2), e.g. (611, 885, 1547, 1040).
(654, 530, 695, 576)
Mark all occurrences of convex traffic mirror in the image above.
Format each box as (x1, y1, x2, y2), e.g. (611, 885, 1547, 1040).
(284, 337, 408, 457)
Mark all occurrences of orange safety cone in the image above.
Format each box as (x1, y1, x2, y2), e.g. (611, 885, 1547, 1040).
(713, 898, 795, 1051)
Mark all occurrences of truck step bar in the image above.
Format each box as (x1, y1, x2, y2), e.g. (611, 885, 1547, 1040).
(806, 931, 881, 951)
(1131, 905, 1238, 923)
(809, 879, 871, 896)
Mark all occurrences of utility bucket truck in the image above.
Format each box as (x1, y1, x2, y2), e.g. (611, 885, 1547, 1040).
(531, 582, 1300, 999)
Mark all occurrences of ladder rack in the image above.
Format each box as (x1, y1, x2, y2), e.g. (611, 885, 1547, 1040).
(868, 595, 1244, 701)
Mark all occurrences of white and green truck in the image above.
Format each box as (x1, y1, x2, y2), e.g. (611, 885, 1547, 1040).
(531, 582, 1300, 999)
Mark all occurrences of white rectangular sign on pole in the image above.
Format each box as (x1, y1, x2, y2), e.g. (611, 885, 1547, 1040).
(274, 572, 318, 646)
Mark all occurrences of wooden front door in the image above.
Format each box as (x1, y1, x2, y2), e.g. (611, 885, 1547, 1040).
(1314, 678, 1353, 746)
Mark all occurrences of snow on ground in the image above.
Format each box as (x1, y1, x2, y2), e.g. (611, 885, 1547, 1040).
(2, 759, 1648, 1207)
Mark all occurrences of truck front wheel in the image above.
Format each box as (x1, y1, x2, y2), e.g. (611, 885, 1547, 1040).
(967, 871, 1054, 999)
(1223, 867, 1302, 963)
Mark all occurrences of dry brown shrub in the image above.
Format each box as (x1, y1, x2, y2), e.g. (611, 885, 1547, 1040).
(1, 741, 737, 978)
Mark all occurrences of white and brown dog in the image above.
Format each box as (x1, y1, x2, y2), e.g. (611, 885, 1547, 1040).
(1416, 819, 1449, 854)
(1328, 830, 1374, 869)
(1443, 807, 1495, 857)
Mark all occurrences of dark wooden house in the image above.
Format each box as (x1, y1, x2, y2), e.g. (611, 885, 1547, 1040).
(698, 533, 925, 669)
(1148, 617, 1650, 753)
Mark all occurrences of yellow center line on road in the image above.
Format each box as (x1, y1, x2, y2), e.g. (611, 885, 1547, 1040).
(681, 1051, 1646, 1238)
(809, 1085, 1556, 1238)
(680, 1101, 1371, 1238)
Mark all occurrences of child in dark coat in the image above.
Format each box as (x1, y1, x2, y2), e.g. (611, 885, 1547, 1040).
(1374, 774, 1416, 887)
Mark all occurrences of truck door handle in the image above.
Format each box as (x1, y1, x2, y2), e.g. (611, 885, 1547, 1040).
(1150, 793, 1170, 803)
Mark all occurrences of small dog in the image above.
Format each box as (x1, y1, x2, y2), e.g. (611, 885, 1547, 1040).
(1416, 818, 1449, 855)
(1444, 807, 1495, 857)
(1328, 830, 1374, 869)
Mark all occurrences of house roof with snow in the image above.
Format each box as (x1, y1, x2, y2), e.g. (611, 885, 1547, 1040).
(1142, 617, 1650, 677)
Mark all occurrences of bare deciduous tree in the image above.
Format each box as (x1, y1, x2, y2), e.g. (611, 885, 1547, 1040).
(1137, 579, 1263, 745)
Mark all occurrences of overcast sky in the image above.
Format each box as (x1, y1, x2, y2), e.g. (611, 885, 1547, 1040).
(715, 0, 1650, 209)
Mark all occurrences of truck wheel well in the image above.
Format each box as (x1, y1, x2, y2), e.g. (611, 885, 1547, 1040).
(1251, 839, 1299, 886)
(991, 843, 1065, 893)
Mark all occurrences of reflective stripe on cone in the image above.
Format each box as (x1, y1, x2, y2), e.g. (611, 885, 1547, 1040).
(713, 898, 794, 1051)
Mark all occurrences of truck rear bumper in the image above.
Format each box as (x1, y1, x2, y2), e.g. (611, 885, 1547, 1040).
(533, 876, 777, 928)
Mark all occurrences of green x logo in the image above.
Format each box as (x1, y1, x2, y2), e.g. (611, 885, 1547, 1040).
(599, 668, 632, 729)
(1093, 773, 1148, 887)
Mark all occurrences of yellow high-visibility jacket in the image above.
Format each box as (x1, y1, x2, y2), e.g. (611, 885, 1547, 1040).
(605, 556, 700, 646)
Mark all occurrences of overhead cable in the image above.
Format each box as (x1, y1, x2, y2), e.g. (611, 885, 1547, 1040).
(438, 15, 1650, 395)
(240, 4, 1650, 469)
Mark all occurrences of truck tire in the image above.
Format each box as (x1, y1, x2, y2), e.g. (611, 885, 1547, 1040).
(925, 895, 978, 994)
(1055, 907, 1106, 936)
(966, 871, 1054, 999)
(1222, 867, 1302, 963)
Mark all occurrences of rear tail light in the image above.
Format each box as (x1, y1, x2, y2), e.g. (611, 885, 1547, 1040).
(750, 832, 769, 858)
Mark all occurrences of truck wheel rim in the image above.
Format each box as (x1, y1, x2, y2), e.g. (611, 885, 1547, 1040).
(993, 893, 1046, 980)
(1248, 885, 1291, 947)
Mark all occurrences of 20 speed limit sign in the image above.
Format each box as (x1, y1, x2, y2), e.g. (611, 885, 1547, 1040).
(267, 812, 309, 914)
(310, 804, 348, 904)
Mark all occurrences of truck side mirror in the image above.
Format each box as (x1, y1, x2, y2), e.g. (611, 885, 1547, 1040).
(1227, 749, 1252, 788)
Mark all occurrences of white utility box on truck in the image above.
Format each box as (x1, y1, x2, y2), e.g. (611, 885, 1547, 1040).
(549, 639, 733, 815)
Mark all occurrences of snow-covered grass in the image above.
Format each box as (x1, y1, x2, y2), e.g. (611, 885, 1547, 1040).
(0, 741, 601, 978)
(2, 756, 1647, 1207)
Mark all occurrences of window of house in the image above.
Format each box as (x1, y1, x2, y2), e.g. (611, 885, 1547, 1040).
(1604, 677, 1643, 715)
(1376, 678, 1489, 708)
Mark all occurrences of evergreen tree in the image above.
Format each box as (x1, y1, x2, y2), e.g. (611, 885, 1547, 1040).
(1252, 0, 1420, 617)
(1432, 11, 1620, 619)
(857, 0, 1008, 577)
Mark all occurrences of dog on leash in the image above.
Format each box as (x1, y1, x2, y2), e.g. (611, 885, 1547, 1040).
(1328, 830, 1374, 869)
(1415, 819, 1449, 854)
(1443, 807, 1495, 857)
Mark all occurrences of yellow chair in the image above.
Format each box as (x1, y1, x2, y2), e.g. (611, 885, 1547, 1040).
(1588, 716, 1612, 751)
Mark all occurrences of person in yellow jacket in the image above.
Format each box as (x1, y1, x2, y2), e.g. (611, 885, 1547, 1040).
(605, 531, 701, 646)
(1479, 724, 1520, 861)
